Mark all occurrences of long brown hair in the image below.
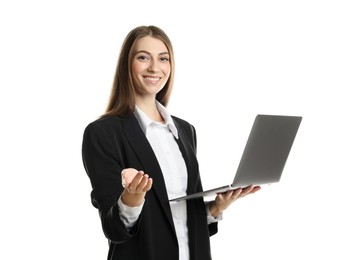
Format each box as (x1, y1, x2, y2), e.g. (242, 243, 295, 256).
(102, 25, 175, 117)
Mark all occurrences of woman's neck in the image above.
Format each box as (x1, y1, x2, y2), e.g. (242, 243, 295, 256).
(136, 97, 164, 123)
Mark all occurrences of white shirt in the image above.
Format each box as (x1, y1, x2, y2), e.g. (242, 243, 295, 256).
(118, 102, 221, 260)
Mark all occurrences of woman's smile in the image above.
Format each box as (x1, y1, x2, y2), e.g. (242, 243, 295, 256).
(143, 76, 162, 84)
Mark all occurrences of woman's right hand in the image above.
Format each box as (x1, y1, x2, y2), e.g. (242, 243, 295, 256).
(120, 168, 153, 207)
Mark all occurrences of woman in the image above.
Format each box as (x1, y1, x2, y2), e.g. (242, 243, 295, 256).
(82, 25, 260, 260)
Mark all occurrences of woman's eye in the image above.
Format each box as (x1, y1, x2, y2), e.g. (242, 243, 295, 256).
(137, 55, 149, 61)
(160, 57, 169, 62)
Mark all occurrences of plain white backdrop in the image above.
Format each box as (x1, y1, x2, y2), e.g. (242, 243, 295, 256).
(1, 0, 363, 259)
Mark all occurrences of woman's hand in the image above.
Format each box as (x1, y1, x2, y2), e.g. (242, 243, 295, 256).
(120, 168, 153, 207)
(209, 185, 261, 218)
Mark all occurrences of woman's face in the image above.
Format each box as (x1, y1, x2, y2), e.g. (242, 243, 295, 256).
(131, 36, 171, 99)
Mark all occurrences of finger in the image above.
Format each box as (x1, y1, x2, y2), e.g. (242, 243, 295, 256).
(231, 188, 243, 198)
(224, 190, 234, 199)
(216, 193, 224, 200)
(244, 185, 261, 195)
(249, 186, 261, 194)
(214, 193, 225, 204)
(254, 186, 261, 191)
(230, 186, 252, 199)
(238, 186, 261, 198)
(241, 185, 254, 194)
(132, 171, 145, 186)
(143, 178, 153, 192)
(136, 174, 150, 192)
(127, 171, 144, 191)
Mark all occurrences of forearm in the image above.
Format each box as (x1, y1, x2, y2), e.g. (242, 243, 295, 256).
(118, 194, 144, 231)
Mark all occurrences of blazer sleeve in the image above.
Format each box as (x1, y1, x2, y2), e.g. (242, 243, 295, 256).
(82, 121, 138, 243)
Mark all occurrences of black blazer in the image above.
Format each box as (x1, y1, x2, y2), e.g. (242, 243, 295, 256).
(82, 114, 218, 260)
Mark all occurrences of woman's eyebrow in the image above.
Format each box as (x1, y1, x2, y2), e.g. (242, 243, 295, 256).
(134, 50, 169, 56)
(159, 51, 169, 56)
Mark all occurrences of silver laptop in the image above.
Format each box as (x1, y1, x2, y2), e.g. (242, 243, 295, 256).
(169, 114, 302, 202)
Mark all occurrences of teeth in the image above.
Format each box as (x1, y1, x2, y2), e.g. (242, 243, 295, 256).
(145, 77, 159, 83)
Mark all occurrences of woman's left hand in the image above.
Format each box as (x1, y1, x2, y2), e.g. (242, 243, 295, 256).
(209, 185, 261, 218)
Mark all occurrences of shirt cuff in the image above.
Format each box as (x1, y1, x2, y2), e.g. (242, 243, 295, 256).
(205, 201, 223, 224)
(117, 196, 144, 229)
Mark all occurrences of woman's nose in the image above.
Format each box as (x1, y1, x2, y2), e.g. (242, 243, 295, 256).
(147, 61, 159, 72)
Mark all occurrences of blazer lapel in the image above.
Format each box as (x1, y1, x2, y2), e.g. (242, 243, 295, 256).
(173, 120, 200, 195)
(119, 115, 175, 231)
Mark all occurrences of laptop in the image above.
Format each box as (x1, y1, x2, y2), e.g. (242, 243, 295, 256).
(169, 114, 302, 202)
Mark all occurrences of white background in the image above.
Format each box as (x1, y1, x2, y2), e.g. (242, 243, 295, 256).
(1, 0, 363, 259)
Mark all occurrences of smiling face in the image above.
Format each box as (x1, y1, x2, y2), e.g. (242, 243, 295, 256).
(131, 36, 171, 101)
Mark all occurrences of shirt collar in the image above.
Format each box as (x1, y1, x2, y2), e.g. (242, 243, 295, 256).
(134, 101, 179, 139)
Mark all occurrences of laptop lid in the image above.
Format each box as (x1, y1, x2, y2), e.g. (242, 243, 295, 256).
(232, 114, 302, 187)
(169, 114, 302, 202)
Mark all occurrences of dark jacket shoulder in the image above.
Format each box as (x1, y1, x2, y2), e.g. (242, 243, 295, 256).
(87, 115, 129, 129)
(171, 115, 194, 129)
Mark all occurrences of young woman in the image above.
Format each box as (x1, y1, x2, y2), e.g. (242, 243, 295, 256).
(82, 25, 260, 260)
